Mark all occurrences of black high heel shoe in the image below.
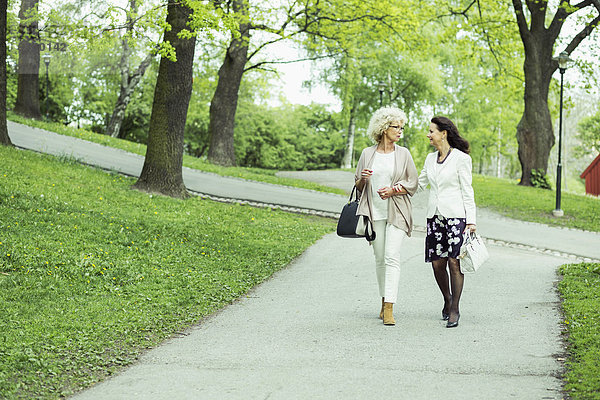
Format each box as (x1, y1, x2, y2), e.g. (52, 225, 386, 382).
(446, 313, 460, 328)
(442, 298, 451, 321)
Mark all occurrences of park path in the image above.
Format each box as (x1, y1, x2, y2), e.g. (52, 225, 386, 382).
(5, 121, 599, 399)
(72, 231, 566, 400)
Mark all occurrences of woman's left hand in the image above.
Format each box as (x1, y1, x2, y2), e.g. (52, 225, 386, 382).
(466, 224, 476, 233)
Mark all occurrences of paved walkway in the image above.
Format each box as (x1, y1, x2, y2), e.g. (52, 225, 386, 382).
(5, 121, 599, 399)
(72, 232, 565, 400)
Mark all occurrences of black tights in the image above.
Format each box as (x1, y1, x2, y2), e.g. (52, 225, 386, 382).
(432, 258, 463, 323)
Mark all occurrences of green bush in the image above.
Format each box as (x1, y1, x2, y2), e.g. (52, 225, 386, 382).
(530, 168, 552, 190)
(234, 102, 345, 170)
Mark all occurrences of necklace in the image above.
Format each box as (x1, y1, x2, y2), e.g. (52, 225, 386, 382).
(437, 147, 452, 164)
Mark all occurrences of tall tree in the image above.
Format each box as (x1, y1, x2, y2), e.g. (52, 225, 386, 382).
(207, 0, 249, 166)
(132, 0, 197, 198)
(296, 0, 441, 169)
(0, 0, 11, 146)
(105, 0, 156, 138)
(310, 16, 440, 168)
(340, 102, 356, 168)
(335, 48, 359, 170)
(34, 0, 164, 128)
(206, 0, 399, 166)
(512, 0, 600, 185)
(13, 0, 41, 119)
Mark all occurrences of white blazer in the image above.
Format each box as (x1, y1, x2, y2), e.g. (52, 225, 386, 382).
(418, 149, 476, 225)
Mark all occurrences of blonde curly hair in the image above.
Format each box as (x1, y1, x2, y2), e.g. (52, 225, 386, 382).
(366, 106, 407, 143)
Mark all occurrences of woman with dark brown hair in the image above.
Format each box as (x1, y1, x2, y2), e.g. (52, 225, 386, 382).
(418, 116, 477, 328)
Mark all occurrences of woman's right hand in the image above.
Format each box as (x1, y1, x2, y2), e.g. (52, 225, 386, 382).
(360, 168, 373, 181)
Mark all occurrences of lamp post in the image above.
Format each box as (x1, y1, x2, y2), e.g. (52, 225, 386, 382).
(42, 53, 51, 120)
(551, 51, 572, 217)
(378, 81, 386, 107)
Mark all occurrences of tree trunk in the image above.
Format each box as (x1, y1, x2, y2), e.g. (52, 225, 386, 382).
(515, 25, 555, 186)
(516, 59, 554, 186)
(105, 0, 154, 138)
(207, 0, 250, 166)
(340, 104, 356, 168)
(105, 52, 153, 138)
(0, 0, 12, 146)
(496, 127, 502, 177)
(132, 0, 195, 198)
(13, 0, 41, 119)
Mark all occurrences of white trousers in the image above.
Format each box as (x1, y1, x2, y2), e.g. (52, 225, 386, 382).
(372, 220, 407, 304)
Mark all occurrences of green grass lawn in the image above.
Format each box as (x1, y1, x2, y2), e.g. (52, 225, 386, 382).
(559, 263, 600, 400)
(473, 175, 599, 232)
(0, 145, 334, 399)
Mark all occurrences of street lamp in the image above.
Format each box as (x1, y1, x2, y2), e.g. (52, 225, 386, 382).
(551, 51, 572, 217)
(42, 53, 52, 119)
(378, 81, 386, 107)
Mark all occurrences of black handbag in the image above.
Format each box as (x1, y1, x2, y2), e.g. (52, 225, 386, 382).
(336, 186, 376, 241)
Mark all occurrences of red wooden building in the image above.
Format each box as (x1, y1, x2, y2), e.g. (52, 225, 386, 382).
(580, 153, 600, 196)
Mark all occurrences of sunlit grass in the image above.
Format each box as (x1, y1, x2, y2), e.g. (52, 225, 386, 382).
(473, 175, 599, 232)
(559, 263, 600, 399)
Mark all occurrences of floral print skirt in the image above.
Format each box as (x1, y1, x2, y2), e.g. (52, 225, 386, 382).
(425, 215, 467, 262)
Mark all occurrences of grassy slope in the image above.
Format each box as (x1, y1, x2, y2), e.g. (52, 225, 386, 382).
(0, 145, 334, 399)
(473, 175, 599, 232)
(559, 263, 600, 400)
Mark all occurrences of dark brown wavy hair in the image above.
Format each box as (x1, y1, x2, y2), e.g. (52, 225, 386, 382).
(431, 116, 470, 154)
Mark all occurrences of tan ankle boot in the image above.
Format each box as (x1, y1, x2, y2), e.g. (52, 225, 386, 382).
(383, 302, 395, 325)
(379, 297, 385, 319)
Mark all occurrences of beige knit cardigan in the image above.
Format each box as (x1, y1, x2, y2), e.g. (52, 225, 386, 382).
(354, 144, 419, 236)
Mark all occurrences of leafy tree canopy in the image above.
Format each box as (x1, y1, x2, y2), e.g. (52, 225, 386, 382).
(576, 109, 600, 156)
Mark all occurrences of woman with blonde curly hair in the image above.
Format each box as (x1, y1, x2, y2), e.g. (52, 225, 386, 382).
(354, 106, 418, 326)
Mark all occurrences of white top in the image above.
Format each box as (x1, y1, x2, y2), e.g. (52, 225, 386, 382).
(370, 151, 395, 221)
